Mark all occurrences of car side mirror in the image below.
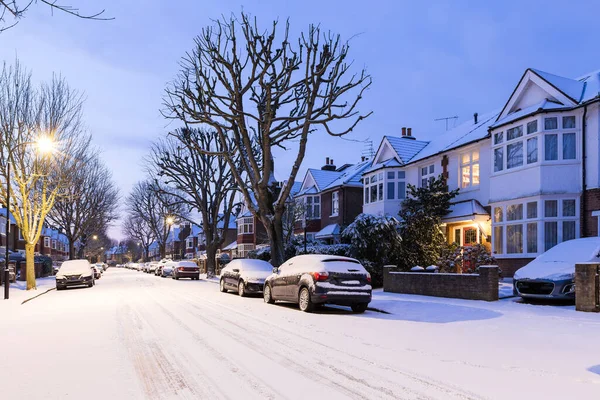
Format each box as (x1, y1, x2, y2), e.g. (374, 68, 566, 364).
(232, 268, 239, 273)
(272, 267, 279, 274)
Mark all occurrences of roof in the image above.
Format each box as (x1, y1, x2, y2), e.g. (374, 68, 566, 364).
(322, 160, 371, 190)
(289, 181, 303, 197)
(216, 214, 237, 230)
(386, 137, 429, 163)
(222, 240, 237, 250)
(492, 99, 565, 128)
(442, 200, 490, 224)
(530, 68, 586, 103)
(307, 169, 344, 192)
(315, 224, 340, 238)
(364, 158, 402, 174)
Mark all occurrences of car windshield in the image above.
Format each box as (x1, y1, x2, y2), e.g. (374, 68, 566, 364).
(537, 239, 600, 263)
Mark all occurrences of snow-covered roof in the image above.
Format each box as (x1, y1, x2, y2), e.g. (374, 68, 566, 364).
(307, 169, 344, 192)
(364, 158, 402, 174)
(296, 186, 318, 196)
(492, 99, 565, 128)
(386, 137, 429, 163)
(222, 240, 237, 250)
(216, 214, 237, 230)
(407, 111, 499, 165)
(442, 200, 490, 224)
(322, 160, 371, 190)
(530, 68, 586, 103)
(315, 224, 340, 239)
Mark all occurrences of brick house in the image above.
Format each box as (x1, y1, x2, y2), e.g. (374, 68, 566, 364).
(295, 158, 370, 243)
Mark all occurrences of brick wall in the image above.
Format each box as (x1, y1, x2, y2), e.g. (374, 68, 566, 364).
(383, 265, 499, 301)
(582, 188, 600, 237)
(575, 263, 600, 312)
(495, 258, 534, 278)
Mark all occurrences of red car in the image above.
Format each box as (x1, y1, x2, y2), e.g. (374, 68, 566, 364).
(171, 261, 200, 280)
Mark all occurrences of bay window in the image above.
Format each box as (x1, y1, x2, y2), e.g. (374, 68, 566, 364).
(364, 170, 405, 203)
(237, 217, 254, 234)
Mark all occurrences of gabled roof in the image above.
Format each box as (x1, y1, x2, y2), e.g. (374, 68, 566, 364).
(530, 68, 586, 103)
(577, 69, 600, 103)
(492, 99, 565, 128)
(385, 137, 429, 163)
(307, 169, 344, 192)
(322, 160, 371, 190)
(364, 158, 402, 174)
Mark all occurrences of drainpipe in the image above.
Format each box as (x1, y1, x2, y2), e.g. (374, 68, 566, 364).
(582, 105, 588, 237)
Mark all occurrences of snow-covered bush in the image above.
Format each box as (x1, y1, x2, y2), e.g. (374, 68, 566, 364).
(437, 243, 496, 273)
(247, 243, 353, 262)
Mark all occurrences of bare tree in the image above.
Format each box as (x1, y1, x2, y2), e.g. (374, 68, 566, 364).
(46, 153, 119, 260)
(0, 60, 89, 289)
(125, 180, 186, 259)
(1, 0, 112, 32)
(282, 199, 307, 244)
(148, 127, 238, 277)
(122, 214, 155, 262)
(164, 13, 371, 266)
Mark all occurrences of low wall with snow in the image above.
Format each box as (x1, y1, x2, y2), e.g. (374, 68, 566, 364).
(383, 265, 499, 302)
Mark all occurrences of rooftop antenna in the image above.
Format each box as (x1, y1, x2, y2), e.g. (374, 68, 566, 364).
(361, 139, 375, 160)
(434, 116, 459, 131)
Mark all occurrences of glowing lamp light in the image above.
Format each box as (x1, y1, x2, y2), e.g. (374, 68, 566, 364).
(36, 136, 56, 155)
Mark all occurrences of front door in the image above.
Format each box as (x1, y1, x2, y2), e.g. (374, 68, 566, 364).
(463, 227, 478, 272)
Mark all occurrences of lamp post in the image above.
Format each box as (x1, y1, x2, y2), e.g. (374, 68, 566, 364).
(3, 136, 56, 300)
(165, 216, 174, 259)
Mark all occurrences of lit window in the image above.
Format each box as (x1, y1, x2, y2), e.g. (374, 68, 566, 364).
(460, 151, 479, 189)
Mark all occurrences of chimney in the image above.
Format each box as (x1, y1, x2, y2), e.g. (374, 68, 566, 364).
(402, 127, 416, 140)
(407, 128, 412, 137)
(402, 127, 406, 136)
(474, 112, 478, 124)
(321, 157, 336, 171)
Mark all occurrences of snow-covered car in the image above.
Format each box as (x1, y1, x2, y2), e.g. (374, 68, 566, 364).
(147, 261, 158, 274)
(160, 261, 175, 278)
(513, 237, 600, 300)
(55, 260, 95, 290)
(263, 255, 372, 313)
(220, 259, 272, 296)
(171, 261, 200, 280)
(91, 265, 102, 279)
(155, 259, 168, 276)
(94, 264, 105, 274)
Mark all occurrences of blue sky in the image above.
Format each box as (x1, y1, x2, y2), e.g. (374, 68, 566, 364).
(1, 0, 599, 239)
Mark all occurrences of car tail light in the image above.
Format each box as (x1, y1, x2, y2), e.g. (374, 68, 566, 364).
(179, 267, 184, 271)
(311, 271, 329, 282)
(366, 273, 371, 284)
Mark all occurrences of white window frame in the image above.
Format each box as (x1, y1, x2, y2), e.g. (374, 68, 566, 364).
(492, 195, 579, 257)
(420, 164, 435, 187)
(460, 150, 480, 189)
(331, 191, 339, 216)
(305, 195, 321, 220)
(237, 217, 254, 235)
(492, 114, 578, 176)
(52, 240, 57, 250)
(44, 237, 50, 248)
(186, 238, 194, 249)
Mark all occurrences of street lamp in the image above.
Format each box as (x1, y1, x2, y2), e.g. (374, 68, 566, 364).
(92, 235, 98, 240)
(4, 136, 56, 300)
(165, 216, 175, 259)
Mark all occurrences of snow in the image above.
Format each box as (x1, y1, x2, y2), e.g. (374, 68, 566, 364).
(56, 259, 92, 274)
(314, 223, 340, 238)
(530, 68, 585, 102)
(442, 199, 489, 223)
(514, 237, 600, 280)
(2, 268, 600, 399)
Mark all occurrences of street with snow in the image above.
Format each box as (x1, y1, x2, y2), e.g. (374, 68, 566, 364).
(2, 268, 599, 400)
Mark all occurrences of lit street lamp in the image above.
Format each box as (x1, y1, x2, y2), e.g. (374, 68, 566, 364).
(92, 235, 98, 240)
(4, 136, 56, 300)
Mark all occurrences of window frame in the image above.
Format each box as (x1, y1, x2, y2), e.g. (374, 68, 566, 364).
(331, 191, 339, 216)
(460, 150, 480, 189)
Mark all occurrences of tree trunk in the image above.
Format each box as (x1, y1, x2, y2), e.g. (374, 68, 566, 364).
(205, 243, 218, 278)
(159, 243, 166, 259)
(70, 241, 77, 260)
(265, 214, 286, 267)
(25, 242, 36, 290)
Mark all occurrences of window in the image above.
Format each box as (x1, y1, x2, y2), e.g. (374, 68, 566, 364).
(545, 134, 558, 161)
(507, 142, 523, 169)
(527, 202, 537, 219)
(186, 238, 194, 249)
(397, 182, 406, 200)
(544, 222, 558, 251)
(460, 151, 479, 188)
(420, 164, 435, 187)
(397, 171, 406, 179)
(387, 182, 395, 200)
(506, 225, 523, 254)
(493, 226, 503, 254)
(494, 148, 504, 172)
(494, 207, 503, 223)
(527, 137, 538, 164)
(545, 117, 558, 130)
(494, 132, 503, 145)
(507, 125, 523, 141)
(464, 228, 478, 246)
(507, 204, 523, 221)
(454, 228, 461, 245)
(306, 196, 321, 219)
(52, 240, 57, 250)
(237, 244, 255, 258)
(387, 171, 395, 180)
(238, 217, 254, 234)
(44, 237, 50, 248)
(527, 223, 538, 253)
(563, 221, 576, 241)
(563, 133, 576, 159)
(545, 200, 558, 218)
(378, 182, 383, 201)
(563, 199, 576, 217)
(527, 120, 538, 134)
(563, 116, 576, 129)
(331, 191, 339, 216)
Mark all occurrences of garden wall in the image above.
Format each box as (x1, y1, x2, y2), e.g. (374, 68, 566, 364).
(383, 265, 499, 301)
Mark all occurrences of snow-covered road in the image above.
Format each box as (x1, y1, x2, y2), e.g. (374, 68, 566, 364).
(2, 268, 599, 400)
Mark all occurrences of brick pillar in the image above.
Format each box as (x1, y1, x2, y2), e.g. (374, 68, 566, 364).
(478, 265, 499, 301)
(575, 263, 600, 312)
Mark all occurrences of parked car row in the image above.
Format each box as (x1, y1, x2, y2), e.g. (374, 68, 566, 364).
(125, 259, 201, 280)
(220, 255, 373, 313)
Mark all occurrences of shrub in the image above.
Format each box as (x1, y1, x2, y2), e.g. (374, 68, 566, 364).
(437, 243, 496, 274)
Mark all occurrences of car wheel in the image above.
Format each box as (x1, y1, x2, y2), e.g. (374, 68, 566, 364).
(88, 283, 93, 288)
(263, 284, 275, 304)
(298, 287, 314, 312)
(219, 279, 227, 293)
(56, 286, 63, 291)
(351, 304, 368, 313)
(238, 281, 246, 297)
(175, 276, 179, 280)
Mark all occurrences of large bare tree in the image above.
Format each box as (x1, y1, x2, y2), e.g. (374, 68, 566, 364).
(125, 180, 186, 259)
(46, 153, 119, 259)
(164, 13, 371, 266)
(122, 214, 155, 262)
(0, 0, 112, 32)
(0, 60, 89, 289)
(148, 127, 238, 277)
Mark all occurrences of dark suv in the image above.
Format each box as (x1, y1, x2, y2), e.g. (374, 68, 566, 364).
(263, 255, 372, 313)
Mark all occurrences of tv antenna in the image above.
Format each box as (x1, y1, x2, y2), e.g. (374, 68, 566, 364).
(434, 116, 459, 131)
(361, 139, 375, 160)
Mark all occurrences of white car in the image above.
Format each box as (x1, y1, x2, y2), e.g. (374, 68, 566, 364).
(55, 260, 95, 290)
(514, 237, 600, 300)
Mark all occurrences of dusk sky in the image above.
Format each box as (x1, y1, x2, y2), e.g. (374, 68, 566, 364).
(1, 0, 598, 239)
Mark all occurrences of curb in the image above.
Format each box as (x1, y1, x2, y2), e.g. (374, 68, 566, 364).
(21, 287, 56, 305)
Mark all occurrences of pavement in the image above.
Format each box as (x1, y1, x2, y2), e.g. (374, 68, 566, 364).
(1, 268, 599, 400)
